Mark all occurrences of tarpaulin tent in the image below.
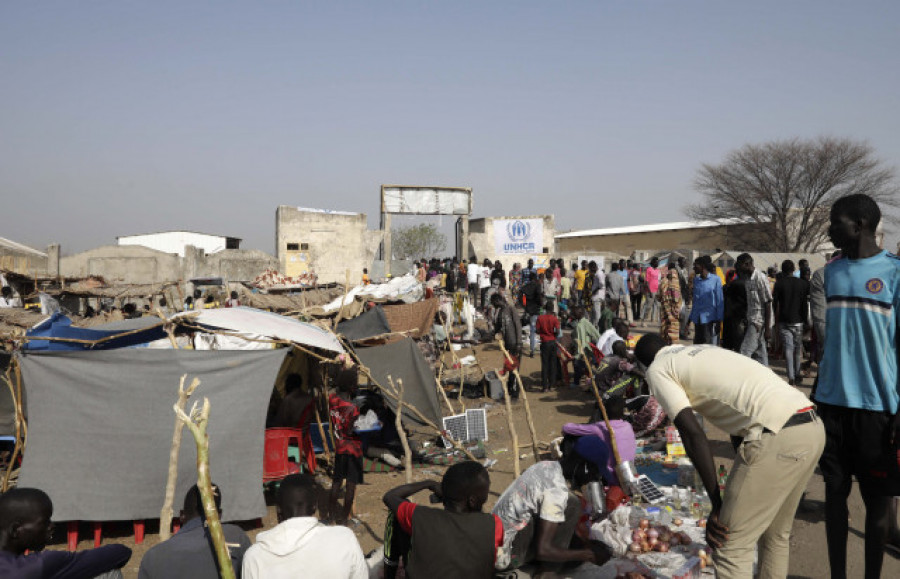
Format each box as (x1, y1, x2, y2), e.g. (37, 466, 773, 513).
(336, 306, 391, 342)
(16, 348, 287, 522)
(24, 312, 167, 351)
(355, 338, 442, 428)
(173, 306, 344, 354)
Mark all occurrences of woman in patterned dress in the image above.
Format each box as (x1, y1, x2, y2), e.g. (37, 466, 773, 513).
(659, 264, 682, 344)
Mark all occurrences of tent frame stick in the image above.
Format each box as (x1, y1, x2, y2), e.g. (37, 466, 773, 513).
(159, 374, 200, 541)
(388, 377, 414, 483)
(495, 365, 521, 478)
(497, 341, 541, 463)
(581, 352, 623, 465)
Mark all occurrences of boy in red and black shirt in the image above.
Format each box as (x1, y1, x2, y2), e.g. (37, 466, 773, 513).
(328, 371, 363, 525)
(382, 461, 503, 579)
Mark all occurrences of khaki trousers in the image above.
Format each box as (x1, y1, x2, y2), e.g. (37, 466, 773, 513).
(715, 417, 825, 578)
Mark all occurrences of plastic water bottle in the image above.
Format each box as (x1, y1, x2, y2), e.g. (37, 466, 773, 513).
(718, 464, 728, 492)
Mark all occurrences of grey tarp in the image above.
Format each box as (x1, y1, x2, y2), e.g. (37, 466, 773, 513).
(355, 338, 442, 428)
(17, 348, 287, 522)
(336, 306, 392, 342)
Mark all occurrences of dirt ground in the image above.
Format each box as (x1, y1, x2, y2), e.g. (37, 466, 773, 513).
(49, 323, 900, 578)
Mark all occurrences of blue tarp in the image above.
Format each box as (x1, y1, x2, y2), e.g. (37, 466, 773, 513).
(24, 313, 167, 351)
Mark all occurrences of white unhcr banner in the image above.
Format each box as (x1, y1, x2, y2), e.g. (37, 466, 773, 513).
(494, 219, 544, 255)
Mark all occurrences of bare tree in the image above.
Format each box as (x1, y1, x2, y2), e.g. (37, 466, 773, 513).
(687, 137, 898, 252)
(392, 223, 447, 260)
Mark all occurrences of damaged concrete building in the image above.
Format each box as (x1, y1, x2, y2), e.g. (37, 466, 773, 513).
(275, 206, 383, 285)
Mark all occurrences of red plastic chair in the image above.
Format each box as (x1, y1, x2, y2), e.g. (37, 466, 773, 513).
(299, 427, 316, 474)
(263, 428, 305, 482)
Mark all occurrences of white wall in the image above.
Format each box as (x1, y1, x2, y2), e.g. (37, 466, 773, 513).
(118, 232, 228, 257)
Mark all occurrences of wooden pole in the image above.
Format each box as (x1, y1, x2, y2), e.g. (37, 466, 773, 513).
(319, 368, 337, 454)
(333, 269, 352, 329)
(581, 352, 622, 465)
(312, 396, 332, 463)
(435, 374, 455, 416)
(440, 314, 467, 413)
(495, 366, 521, 478)
(174, 398, 235, 579)
(389, 377, 414, 483)
(497, 341, 540, 463)
(160, 374, 200, 541)
(1, 367, 20, 492)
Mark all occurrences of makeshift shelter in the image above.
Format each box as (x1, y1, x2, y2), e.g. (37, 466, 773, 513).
(355, 337, 443, 428)
(24, 312, 166, 351)
(16, 348, 286, 522)
(5, 305, 348, 523)
(337, 306, 392, 342)
(381, 297, 440, 343)
(172, 306, 344, 353)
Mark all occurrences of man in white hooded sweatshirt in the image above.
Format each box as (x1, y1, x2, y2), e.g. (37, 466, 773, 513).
(242, 473, 368, 578)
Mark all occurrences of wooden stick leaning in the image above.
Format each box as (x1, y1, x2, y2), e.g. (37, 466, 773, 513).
(580, 351, 623, 465)
(333, 269, 352, 329)
(0, 363, 22, 492)
(160, 374, 200, 541)
(388, 377, 414, 484)
(495, 366, 521, 478)
(174, 398, 235, 579)
(439, 315, 466, 413)
(497, 340, 541, 463)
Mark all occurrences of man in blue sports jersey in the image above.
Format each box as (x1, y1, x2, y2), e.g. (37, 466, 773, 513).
(815, 193, 900, 579)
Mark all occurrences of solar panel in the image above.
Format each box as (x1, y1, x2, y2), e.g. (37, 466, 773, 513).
(635, 475, 666, 504)
(466, 408, 488, 442)
(441, 409, 489, 448)
(442, 414, 468, 448)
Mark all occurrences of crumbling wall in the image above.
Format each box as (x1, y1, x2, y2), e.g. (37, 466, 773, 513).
(276, 206, 377, 285)
(61, 245, 277, 284)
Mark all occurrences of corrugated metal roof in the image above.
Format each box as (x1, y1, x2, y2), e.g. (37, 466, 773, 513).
(0, 236, 47, 258)
(555, 218, 749, 239)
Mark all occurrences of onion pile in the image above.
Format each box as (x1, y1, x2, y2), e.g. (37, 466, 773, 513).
(627, 523, 693, 556)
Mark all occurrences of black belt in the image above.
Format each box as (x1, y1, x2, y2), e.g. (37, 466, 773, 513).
(783, 409, 817, 428)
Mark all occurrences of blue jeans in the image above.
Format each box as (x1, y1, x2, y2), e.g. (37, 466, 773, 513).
(779, 323, 803, 382)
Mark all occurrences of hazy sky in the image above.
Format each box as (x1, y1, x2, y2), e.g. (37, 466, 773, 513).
(2, 1, 899, 255)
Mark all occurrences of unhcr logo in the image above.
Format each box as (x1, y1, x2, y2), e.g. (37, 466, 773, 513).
(507, 220, 531, 241)
(504, 220, 535, 253)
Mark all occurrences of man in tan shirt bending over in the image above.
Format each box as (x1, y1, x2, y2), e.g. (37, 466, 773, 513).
(634, 334, 825, 579)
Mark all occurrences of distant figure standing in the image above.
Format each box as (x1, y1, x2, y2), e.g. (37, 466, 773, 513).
(536, 299, 561, 392)
(689, 256, 723, 345)
(362, 268, 371, 285)
(641, 257, 661, 324)
(736, 254, 772, 366)
(772, 260, 809, 386)
(225, 291, 241, 308)
(467, 257, 481, 306)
